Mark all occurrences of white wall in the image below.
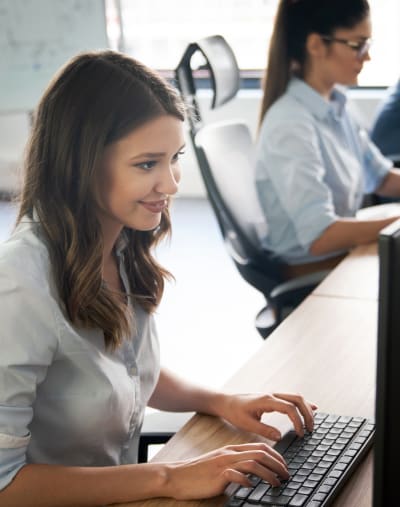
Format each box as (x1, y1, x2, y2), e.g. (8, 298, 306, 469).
(0, 88, 387, 197)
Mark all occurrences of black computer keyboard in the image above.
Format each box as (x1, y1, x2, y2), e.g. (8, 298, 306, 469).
(224, 412, 374, 507)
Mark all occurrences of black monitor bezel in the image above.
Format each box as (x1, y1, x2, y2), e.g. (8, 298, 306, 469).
(374, 218, 400, 506)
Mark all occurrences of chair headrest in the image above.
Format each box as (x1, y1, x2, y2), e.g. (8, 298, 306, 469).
(175, 35, 240, 110)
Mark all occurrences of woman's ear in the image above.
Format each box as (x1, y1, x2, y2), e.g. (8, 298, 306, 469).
(306, 33, 327, 59)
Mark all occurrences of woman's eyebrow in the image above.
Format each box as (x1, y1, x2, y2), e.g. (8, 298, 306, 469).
(130, 145, 186, 160)
(130, 152, 165, 160)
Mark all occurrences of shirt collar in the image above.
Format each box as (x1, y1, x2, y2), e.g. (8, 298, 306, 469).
(115, 230, 129, 257)
(287, 77, 347, 121)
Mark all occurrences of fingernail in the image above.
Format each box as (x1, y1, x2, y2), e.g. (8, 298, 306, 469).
(271, 431, 281, 440)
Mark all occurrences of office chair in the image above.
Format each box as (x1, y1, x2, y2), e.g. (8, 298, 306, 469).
(175, 35, 329, 338)
(388, 153, 400, 168)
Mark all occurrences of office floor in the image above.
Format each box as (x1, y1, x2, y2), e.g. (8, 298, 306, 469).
(0, 197, 264, 389)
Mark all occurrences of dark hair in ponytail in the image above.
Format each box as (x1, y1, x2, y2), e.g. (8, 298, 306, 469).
(259, 0, 370, 126)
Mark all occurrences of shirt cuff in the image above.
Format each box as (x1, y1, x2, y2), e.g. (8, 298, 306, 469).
(296, 211, 337, 251)
(0, 432, 31, 449)
(0, 446, 27, 492)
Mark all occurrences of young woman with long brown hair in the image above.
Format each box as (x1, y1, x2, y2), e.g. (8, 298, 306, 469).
(256, 0, 400, 278)
(0, 50, 316, 506)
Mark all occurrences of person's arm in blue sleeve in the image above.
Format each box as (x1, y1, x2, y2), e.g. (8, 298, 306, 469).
(258, 118, 338, 252)
(259, 118, 400, 258)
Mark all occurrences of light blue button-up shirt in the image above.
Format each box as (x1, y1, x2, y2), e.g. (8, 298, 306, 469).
(255, 77, 392, 265)
(0, 218, 160, 491)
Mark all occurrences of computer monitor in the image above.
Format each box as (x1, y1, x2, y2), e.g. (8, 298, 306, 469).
(373, 218, 400, 506)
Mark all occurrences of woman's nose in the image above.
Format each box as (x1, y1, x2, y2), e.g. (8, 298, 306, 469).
(156, 165, 180, 196)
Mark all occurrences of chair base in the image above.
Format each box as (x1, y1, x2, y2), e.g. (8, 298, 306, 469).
(255, 305, 277, 339)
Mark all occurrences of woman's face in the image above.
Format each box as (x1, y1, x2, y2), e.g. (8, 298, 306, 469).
(314, 15, 372, 87)
(96, 114, 185, 236)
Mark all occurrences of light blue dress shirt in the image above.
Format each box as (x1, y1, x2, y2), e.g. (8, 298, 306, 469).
(255, 77, 392, 265)
(0, 218, 160, 491)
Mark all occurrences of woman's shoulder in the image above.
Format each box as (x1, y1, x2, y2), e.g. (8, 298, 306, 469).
(0, 222, 61, 360)
(0, 218, 51, 290)
(261, 90, 315, 138)
(259, 95, 316, 148)
(268, 92, 314, 123)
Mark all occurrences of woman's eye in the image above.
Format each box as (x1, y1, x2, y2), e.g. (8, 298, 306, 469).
(172, 151, 185, 163)
(136, 160, 156, 170)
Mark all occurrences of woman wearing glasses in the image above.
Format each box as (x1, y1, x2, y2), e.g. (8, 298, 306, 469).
(256, 0, 400, 277)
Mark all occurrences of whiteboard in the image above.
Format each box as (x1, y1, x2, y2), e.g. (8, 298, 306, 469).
(0, 0, 109, 113)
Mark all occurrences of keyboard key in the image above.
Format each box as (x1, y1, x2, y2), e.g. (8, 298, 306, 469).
(323, 478, 337, 487)
(312, 492, 328, 501)
(317, 461, 331, 469)
(269, 486, 286, 497)
(308, 473, 323, 482)
(288, 493, 308, 506)
(324, 415, 339, 424)
(298, 486, 313, 495)
(286, 483, 301, 492)
(261, 493, 291, 505)
(247, 483, 270, 502)
(234, 487, 253, 499)
(318, 485, 332, 494)
(282, 488, 296, 497)
(303, 479, 319, 488)
(313, 467, 328, 475)
(225, 498, 243, 507)
(291, 475, 306, 483)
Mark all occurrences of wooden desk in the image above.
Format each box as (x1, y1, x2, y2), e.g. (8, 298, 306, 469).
(313, 203, 400, 300)
(118, 275, 379, 507)
(313, 242, 378, 300)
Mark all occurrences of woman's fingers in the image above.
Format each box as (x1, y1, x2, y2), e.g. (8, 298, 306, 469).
(222, 468, 253, 488)
(169, 443, 290, 500)
(243, 418, 283, 441)
(227, 442, 286, 466)
(273, 392, 317, 433)
(223, 447, 289, 481)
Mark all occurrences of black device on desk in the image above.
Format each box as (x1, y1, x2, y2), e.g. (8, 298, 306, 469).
(373, 219, 400, 506)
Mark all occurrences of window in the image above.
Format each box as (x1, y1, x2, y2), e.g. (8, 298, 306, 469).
(111, 0, 400, 87)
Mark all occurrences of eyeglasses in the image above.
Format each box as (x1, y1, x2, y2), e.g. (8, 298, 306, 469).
(321, 36, 372, 59)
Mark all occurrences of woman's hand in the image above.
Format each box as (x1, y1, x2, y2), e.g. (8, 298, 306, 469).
(214, 392, 317, 441)
(165, 442, 289, 500)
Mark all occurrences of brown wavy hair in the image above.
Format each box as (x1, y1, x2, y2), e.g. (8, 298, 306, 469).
(17, 50, 186, 349)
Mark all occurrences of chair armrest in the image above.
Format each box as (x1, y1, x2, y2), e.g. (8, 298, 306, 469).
(270, 270, 330, 304)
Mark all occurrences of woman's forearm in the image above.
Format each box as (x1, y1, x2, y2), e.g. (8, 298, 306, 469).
(148, 368, 228, 417)
(375, 168, 400, 197)
(0, 462, 171, 507)
(310, 216, 400, 256)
